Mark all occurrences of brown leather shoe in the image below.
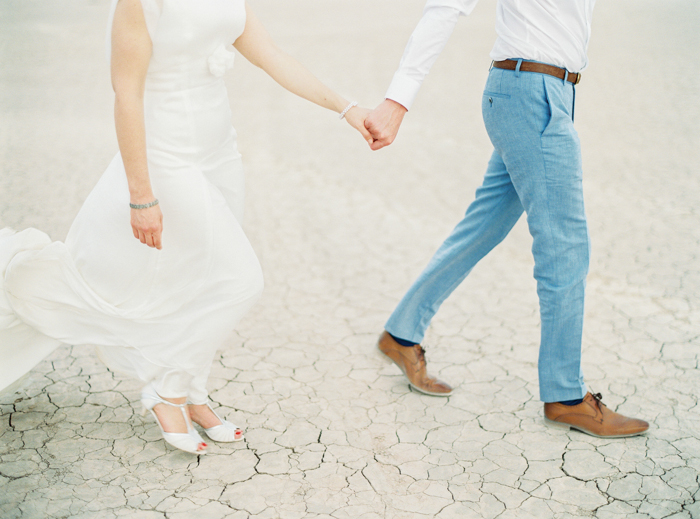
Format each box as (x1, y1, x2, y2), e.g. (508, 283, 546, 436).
(544, 392, 649, 438)
(377, 331, 453, 397)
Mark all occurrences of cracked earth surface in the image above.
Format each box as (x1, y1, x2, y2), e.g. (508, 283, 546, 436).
(1, 0, 699, 518)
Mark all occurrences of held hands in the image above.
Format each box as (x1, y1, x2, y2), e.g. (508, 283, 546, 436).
(363, 99, 408, 151)
(343, 106, 374, 146)
(131, 203, 163, 250)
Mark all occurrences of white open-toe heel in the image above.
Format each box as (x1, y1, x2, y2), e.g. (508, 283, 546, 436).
(141, 383, 208, 454)
(190, 402, 244, 442)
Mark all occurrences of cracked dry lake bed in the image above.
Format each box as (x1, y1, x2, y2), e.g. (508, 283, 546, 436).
(1, 0, 699, 517)
(1, 334, 699, 519)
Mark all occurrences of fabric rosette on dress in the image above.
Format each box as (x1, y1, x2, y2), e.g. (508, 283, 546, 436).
(208, 44, 236, 78)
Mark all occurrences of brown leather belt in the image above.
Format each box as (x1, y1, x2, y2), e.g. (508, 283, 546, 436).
(492, 59, 582, 85)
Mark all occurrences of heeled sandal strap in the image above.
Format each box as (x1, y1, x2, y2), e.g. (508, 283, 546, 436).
(206, 404, 242, 429)
(187, 401, 224, 420)
(148, 400, 200, 437)
(187, 401, 241, 430)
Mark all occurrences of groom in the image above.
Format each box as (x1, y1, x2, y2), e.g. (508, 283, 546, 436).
(364, 0, 649, 438)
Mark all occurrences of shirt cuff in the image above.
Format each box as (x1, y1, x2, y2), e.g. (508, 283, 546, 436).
(385, 73, 423, 111)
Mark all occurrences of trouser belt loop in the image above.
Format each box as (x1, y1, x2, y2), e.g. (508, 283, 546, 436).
(563, 70, 569, 85)
(515, 58, 523, 78)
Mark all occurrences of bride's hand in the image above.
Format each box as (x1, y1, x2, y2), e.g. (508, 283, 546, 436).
(344, 106, 374, 147)
(131, 204, 163, 250)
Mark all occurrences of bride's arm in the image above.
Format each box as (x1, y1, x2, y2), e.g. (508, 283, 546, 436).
(234, 4, 373, 144)
(111, 0, 163, 249)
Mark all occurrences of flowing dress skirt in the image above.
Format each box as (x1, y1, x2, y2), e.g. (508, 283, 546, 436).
(1, 136, 263, 401)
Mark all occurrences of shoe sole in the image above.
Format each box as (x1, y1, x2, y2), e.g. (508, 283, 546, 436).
(408, 382, 452, 397)
(544, 417, 648, 439)
(377, 345, 453, 397)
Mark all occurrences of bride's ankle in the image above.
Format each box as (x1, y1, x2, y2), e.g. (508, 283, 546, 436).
(188, 403, 222, 429)
(151, 402, 188, 433)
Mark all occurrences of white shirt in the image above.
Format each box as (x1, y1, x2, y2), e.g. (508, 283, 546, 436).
(386, 0, 596, 110)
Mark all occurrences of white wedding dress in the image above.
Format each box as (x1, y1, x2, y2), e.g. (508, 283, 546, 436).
(0, 0, 263, 402)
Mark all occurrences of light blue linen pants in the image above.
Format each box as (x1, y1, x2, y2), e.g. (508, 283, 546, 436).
(385, 62, 589, 402)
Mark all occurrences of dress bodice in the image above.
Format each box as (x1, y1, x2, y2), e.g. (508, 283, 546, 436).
(106, 0, 248, 161)
(145, 0, 246, 91)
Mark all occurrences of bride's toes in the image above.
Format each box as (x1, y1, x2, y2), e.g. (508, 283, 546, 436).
(189, 402, 245, 443)
(205, 420, 244, 442)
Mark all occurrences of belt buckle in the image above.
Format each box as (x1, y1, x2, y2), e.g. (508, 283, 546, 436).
(574, 73, 582, 85)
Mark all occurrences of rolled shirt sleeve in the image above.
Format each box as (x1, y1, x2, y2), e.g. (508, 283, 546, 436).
(385, 0, 479, 110)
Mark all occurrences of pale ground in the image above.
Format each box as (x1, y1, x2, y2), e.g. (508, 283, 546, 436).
(1, 0, 699, 518)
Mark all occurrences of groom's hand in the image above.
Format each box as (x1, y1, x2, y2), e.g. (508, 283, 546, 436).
(364, 99, 407, 151)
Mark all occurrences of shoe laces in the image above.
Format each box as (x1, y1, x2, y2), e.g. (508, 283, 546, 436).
(415, 345, 427, 365)
(590, 392, 604, 410)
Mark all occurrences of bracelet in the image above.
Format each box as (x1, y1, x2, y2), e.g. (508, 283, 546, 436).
(339, 101, 358, 120)
(129, 199, 159, 210)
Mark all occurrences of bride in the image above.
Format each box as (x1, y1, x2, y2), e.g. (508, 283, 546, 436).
(0, 0, 370, 454)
